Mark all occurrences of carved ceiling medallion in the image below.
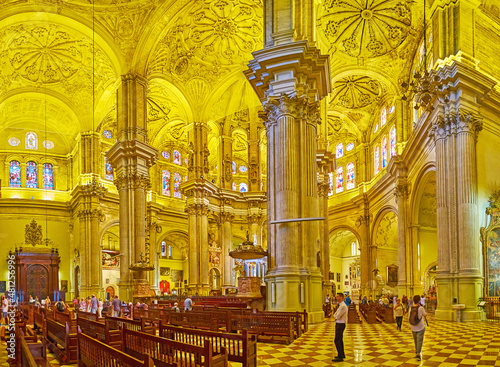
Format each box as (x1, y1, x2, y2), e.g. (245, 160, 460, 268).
(322, 0, 411, 58)
(330, 76, 381, 109)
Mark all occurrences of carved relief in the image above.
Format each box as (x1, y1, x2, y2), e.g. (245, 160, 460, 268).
(224, 154, 232, 182)
(25, 220, 44, 247)
(330, 76, 381, 109)
(321, 0, 411, 58)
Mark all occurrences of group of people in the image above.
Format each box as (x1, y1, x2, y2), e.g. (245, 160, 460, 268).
(332, 293, 428, 362)
(75, 295, 104, 317)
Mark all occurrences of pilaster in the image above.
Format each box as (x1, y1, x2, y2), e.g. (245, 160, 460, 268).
(220, 211, 235, 289)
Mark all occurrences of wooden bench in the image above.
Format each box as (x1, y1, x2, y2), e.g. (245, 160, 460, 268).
(169, 311, 219, 331)
(77, 317, 122, 351)
(255, 310, 308, 337)
(78, 332, 154, 367)
(43, 318, 78, 364)
(76, 310, 100, 323)
(348, 305, 362, 324)
(105, 316, 154, 334)
(122, 327, 228, 367)
(228, 315, 294, 345)
(33, 308, 45, 333)
(18, 327, 47, 367)
(359, 304, 377, 324)
(159, 322, 256, 367)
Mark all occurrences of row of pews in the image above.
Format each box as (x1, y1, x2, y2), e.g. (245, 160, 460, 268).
(359, 303, 395, 324)
(13, 300, 309, 367)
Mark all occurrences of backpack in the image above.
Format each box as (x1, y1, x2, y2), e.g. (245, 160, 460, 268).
(56, 302, 64, 312)
(409, 305, 421, 325)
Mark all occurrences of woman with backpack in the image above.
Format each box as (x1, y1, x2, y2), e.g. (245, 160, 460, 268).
(409, 295, 427, 361)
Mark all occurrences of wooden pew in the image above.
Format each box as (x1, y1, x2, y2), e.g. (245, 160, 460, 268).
(43, 318, 78, 364)
(76, 310, 100, 323)
(228, 314, 294, 345)
(105, 316, 154, 334)
(33, 307, 45, 333)
(18, 327, 47, 367)
(77, 317, 122, 351)
(384, 307, 395, 323)
(169, 311, 219, 331)
(78, 332, 153, 367)
(122, 327, 228, 367)
(348, 305, 362, 324)
(160, 322, 256, 367)
(255, 310, 308, 337)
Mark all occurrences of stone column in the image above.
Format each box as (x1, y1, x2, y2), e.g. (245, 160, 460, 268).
(185, 203, 210, 295)
(220, 212, 234, 290)
(107, 73, 157, 302)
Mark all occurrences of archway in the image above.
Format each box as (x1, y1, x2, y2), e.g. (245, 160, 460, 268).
(329, 228, 361, 300)
(209, 268, 221, 294)
(105, 286, 115, 300)
(101, 225, 120, 299)
(156, 232, 188, 296)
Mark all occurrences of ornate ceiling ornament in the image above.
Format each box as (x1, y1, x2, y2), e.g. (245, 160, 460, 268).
(321, 0, 411, 58)
(330, 76, 381, 109)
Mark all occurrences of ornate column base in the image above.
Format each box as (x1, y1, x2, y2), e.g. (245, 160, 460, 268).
(458, 274, 483, 321)
(266, 268, 324, 324)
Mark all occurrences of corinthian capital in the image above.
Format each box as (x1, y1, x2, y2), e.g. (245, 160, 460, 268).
(457, 110, 482, 138)
(221, 212, 235, 223)
(394, 183, 410, 203)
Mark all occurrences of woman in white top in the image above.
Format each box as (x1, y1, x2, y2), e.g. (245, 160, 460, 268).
(1, 295, 9, 325)
(393, 298, 404, 331)
(98, 298, 103, 318)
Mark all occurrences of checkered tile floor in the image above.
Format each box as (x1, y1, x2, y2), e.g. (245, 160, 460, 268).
(1, 314, 499, 366)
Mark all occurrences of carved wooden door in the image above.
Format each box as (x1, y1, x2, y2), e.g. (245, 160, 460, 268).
(106, 286, 114, 300)
(27, 264, 49, 300)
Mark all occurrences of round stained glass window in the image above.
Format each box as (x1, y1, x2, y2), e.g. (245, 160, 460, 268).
(162, 151, 170, 159)
(8, 137, 20, 146)
(239, 165, 247, 173)
(43, 140, 54, 149)
(346, 143, 354, 151)
(103, 130, 113, 139)
(184, 158, 188, 164)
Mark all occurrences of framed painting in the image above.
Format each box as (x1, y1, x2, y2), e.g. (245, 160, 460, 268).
(160, 267, 170, 276)
(387, 264, 398, 286)
(480, 191, 500, 298)
(60, 280, 68, 292)
(171, 269, 183, 283)
(336, 273, 341, 282)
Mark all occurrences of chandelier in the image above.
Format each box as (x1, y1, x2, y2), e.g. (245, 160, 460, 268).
(401, 0, 444, 110)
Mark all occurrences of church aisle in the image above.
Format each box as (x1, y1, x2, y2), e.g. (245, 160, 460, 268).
(1, 314, 499, 367)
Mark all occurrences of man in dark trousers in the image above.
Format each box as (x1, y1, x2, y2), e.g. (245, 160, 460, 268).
(111, 295, 121, 317)
(333, 292, 348, 362)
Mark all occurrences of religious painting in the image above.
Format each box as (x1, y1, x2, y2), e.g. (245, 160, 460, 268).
(160, 267, 170, 276)
(171, 269, 183, 283)
(387, 264, 398, 286)
(102, 252, 120, 268)
(60, 280, 68, 292)
(329, 272, 335, 281)
(26, 131, 37, 150)
(481, 191, 500, 298)
(336, 273, 341, 282)
(209, 251, 221, 266)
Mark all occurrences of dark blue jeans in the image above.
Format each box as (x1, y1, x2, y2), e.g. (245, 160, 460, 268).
(335, 323, 346, 358)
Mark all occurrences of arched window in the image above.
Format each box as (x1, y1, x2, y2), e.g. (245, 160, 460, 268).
(373, 123, 379, 134)
(232, 161, 237, 174)
(162, 170, 170, 196)
(390, 127, 397, 156)
(42, 163, 54, 190)
(346, 163, 355, 190)
(346, 143, 354, 152)
(374, 146, 380, 175)
(26, 161, 37, 188)
(232, 182, 236, 191)
(26, 132, 37, 150)
(336, 167, 343, 193)
(173, 150, 181, 165)
(174, 173, 181, 198)
(336, 143, 343, 158)
(239, 182, 248, 193)
(9, 161, 21, 187)
(380, 107, 387, 126)
(104, 155, 113, 180)
(351, 241, 360, 256)
(168, 244, 172, 258)
(382, 136, 387, 168)
(328, 172, 333, 196)
(161, 241, 167, 257)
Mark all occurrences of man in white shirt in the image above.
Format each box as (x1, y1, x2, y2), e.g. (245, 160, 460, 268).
(409, 294, 427, 361)
(332, 293, 348, 362)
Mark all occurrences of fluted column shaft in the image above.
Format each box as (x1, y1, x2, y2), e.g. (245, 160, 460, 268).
(221, 213, 234, 288)
(186, 204, 210, 295)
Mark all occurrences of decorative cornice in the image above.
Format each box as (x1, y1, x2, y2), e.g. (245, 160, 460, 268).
(185, 204, 210, 216)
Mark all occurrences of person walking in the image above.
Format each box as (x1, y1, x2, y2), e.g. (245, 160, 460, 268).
(111, 295, 121, 317)
(394, 298, 404, 331)
(332, 293, 348, 362)
(409, 295, 427, 361)
(90, 295, 98, 314)
(98, 298, 103, 318)
(1, 295, 8, 326)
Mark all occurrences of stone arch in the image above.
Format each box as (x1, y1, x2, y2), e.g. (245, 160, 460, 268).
(329, 226, 362, 295)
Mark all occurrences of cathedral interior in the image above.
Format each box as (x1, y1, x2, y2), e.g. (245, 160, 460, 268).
(1, 0, 500, 339)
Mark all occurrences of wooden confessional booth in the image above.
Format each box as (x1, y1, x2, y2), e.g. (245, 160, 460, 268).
(12, 248, 60, 302)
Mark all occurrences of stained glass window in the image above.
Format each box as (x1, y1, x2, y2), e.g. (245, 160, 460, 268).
(103, 130, 113, 139)
(174, 173, 181, 198)
(232, 182, 236, 191)
(162, 170, 170, 196)
(232, 161, 237, 174)
(346, 163, 355, 190)
(42, 141, 54, 149)
(390, 128, 397, 157)
(168, 244, 172, 258)
(336, 143, 343, 158)
(161, 241, 167, 257)
(389, 105, 395, 114)
(381, 107, 387, 126)
(346, 143, 354, 152)
(382, 137, 387, 168)
(328, 172, 333, 196)
(8, 137, 20, 146)
(162, 151, 170, 159)
(9, 161, 21, 187)
(42, 163, 54, 190)
(239, 165, 247, 173)
(374, 146, 380, 175)
(26, 161, 37, 188)
(374, 124, 379, 134)
(336, 167, 343, 193)
(104, 155, 114, 180)
(239, 183, 248, 192)
(173, 150, 181, 165)
(26, 132, 37, 150)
